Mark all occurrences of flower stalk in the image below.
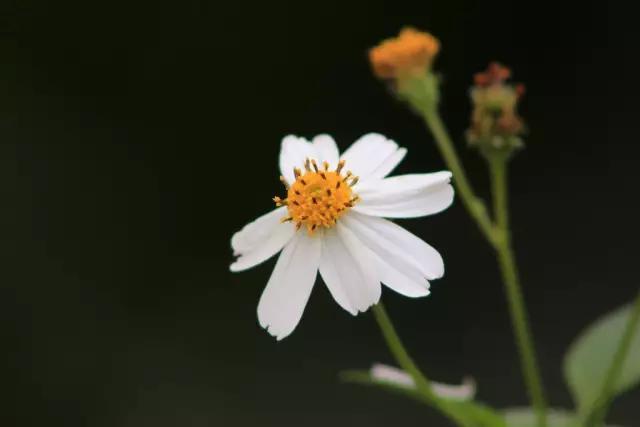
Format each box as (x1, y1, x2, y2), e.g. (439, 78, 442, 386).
(422, 109, 496, 246)
(369, 30, 548, 425)
(371, 302, 471, 427)
(390, 53, 547, 426)
(422, 106, 548, 427)
(488, 154, 547, 427)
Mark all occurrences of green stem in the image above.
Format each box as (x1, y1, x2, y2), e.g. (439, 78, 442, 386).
(372, 302, 435, 397)
(420, 106, 547, 425)
(371, 302, 469, 427)
(422, 110, 497, 246)
(587, 290, 640, 427)
(489, 155, 547, 427)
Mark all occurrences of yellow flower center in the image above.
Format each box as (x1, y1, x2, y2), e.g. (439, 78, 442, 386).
(274, 159, 359, 234)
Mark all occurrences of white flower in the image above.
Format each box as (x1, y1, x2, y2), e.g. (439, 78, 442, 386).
(230, 133, 454, 340)
(369, 363, 476, 400)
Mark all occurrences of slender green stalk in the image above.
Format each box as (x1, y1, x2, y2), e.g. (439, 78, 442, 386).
(422, 110, 497, 246)
(371, 302, 469, 427)
(372, 302, 435, 397)
(489, 155, 547, 427)
(587, 290, 640, 427)
(420, 106, 548, 425)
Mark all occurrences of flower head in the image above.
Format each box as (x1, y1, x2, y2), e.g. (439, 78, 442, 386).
(467, 62, 526, 153)
(231, 134, 454, 340)
(369, 28, 440, 80)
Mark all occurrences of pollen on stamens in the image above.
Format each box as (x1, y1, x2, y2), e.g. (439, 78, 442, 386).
(273, 196, 287, 206)
(274, 158, 360, 235)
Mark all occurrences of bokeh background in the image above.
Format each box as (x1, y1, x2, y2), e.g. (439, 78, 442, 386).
(1, 1, 632, 426)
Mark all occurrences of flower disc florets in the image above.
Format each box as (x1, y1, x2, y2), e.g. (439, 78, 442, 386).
(274, 159, 359, 234)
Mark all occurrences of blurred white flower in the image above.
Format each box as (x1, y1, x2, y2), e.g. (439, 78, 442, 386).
(230, 133, 453, 340)
(370, 363, 476, 400)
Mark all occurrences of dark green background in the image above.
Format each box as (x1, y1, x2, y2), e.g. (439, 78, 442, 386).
(1, 1, 633, 426)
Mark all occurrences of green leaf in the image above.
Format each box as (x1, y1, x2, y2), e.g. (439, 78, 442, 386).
(503, 408, 575, 427)
(563, 303, 640, 413)
(441, 400, 506, 427)
(502, 408, 625, 427)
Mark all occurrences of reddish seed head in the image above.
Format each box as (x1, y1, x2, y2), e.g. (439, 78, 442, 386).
(474, 62, 512, 87)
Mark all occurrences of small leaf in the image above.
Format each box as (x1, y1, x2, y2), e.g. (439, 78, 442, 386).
(340, 369, 505, 427)
(503, 408, 575, 427)
(563, 303, 640, 413)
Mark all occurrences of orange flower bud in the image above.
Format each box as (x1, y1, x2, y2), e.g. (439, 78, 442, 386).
(369, 28, 440, 80)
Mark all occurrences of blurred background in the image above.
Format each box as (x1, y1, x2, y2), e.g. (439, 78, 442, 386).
(1, 1, 631, 426)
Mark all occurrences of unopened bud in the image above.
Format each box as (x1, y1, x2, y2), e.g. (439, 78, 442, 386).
(467, 62, 526, 157)
(369, 28, 440, 80)
(369, 28, 442, 112)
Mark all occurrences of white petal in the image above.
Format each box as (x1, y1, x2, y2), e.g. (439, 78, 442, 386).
(353, 172, 454, 218)
(319, 224, 381, 315)
(431, 378, 476, 401)
(232, 208, 288, 254)
(279, 135, 316, 184)
(368, 147, 407, 180)
(349, 214, 431, 297)
(230, 207, 295, 272)
(257, 231, 321, 340)
(311, 134, 340, 166)
(340, 133, 406, 181)
(370, 364, 476, 400)
(342, 212, 444, 280)
(370, 363, 415, 388)
(371, 249, 431, 297)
